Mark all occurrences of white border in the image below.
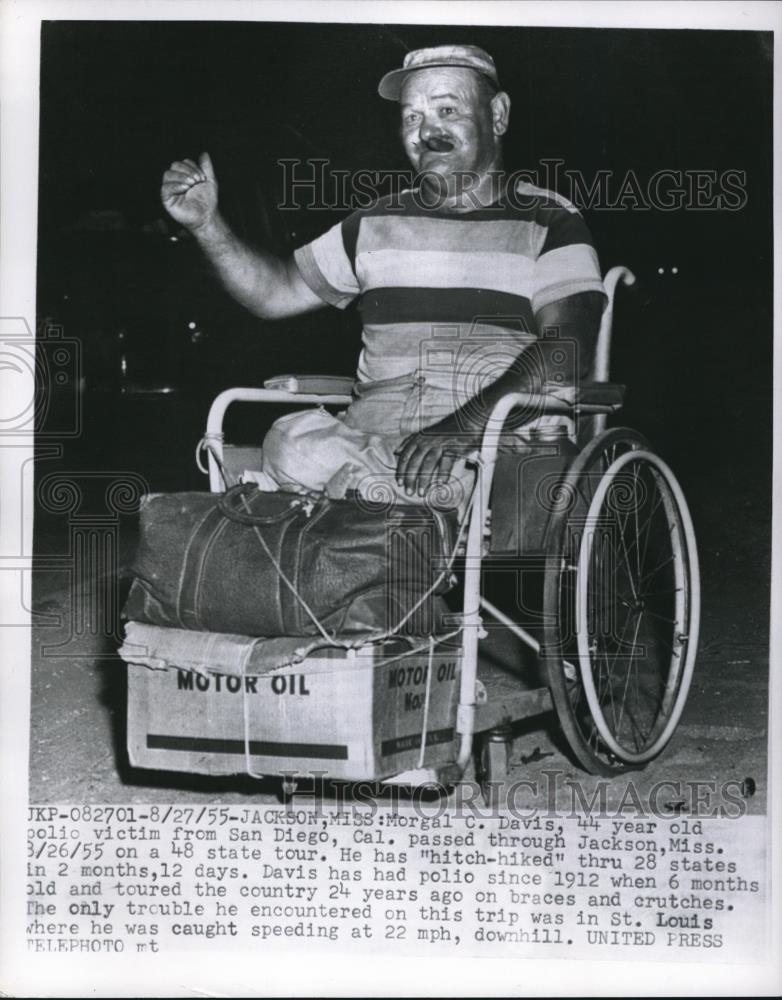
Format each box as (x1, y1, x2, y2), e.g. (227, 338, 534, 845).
(1, 1, 780, 996)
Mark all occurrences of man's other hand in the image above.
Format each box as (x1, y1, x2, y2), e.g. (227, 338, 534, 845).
(394, 413, 482, 498)
(161, 152, 218, 232)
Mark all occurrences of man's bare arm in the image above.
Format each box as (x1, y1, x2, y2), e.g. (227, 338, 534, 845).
(395, 291, 605, 495)
(160, 152, 325, 320)
(508, 289, 605, 393)
(192, 212, 325, 320)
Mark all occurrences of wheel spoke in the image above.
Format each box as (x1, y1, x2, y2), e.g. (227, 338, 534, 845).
(631, 646, 643, 749)
(642, 608, 678, 626)
(642, 627, 676, 653)
(602, 650, 618, 732)
(615, 613, 643, 736)
(638, 551, 677, 589)
(636, 485, 666, 578)
(633, 467, 641, 580)
(593, 600, 639, 733)
(623, 639, 663, 751)
(624, 698, 650, 750)
(640, 586, 682, 599)
(608, 481, 640, 601)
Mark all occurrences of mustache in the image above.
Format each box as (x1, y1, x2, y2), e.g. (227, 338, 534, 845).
(423, 135, 455, 152)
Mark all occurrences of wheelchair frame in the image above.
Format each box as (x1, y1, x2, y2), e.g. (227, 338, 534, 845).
(198, 266, 701, 794)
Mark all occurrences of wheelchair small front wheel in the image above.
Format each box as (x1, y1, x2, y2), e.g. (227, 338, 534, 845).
(542, 429, 700, 776)
(477, 729, 512, 809)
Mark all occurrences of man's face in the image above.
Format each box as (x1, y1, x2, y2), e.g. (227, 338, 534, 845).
(399, 67, 499, 190)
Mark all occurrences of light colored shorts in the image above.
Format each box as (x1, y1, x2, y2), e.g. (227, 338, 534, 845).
(244, 371, 572, 512)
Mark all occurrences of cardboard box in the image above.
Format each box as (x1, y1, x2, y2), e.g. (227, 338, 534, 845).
(124, 638, 462, 782)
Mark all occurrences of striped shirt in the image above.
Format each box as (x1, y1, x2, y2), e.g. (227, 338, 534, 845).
(294, 180, 605, 385)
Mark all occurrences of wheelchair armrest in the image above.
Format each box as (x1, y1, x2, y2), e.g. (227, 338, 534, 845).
(263, 374, 356, 396)
(204, 381, 355, 491)
(576, 381, 625, 410)
(483, 382, 625, 422)
(207, 381, 354, 439)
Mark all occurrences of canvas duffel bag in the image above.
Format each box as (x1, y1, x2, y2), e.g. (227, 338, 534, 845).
(123, 484, 455, 638)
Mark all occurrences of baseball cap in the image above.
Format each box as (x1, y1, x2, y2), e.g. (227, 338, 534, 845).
(378, 44, 500, 101)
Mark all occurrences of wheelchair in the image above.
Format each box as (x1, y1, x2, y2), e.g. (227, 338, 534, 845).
(182, 265, 700, 801)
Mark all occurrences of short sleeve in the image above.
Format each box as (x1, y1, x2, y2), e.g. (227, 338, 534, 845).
(293, 217, 360, 309)
(532, 208, 606, 314)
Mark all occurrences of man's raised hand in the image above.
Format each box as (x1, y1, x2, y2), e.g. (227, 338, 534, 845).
(160, 152, 218, 232)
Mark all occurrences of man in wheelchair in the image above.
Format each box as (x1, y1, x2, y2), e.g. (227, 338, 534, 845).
(134, 44, 698, 786)
(160, 44, 606, 508)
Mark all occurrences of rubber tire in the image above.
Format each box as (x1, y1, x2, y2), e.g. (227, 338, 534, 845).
(542, 428, 649, 776)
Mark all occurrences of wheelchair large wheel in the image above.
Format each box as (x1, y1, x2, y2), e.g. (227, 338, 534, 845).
(542, 428, 700, 776)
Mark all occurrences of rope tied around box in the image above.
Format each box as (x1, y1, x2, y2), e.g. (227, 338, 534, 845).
(218, 468, 478, 783)
(216, 474, 477, 651)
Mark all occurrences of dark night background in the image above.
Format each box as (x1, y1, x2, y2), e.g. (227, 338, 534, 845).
(36, 21, 773, 495)
(29, 19, 774, 803)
